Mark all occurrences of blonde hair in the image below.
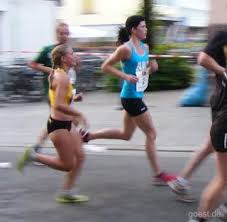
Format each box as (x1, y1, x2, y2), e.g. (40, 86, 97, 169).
(51, 44, 70, 69)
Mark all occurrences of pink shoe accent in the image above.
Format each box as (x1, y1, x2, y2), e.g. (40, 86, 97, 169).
(158, 172, 177, 183)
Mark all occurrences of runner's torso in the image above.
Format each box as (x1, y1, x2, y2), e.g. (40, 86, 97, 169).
(120, 41, 149, 99)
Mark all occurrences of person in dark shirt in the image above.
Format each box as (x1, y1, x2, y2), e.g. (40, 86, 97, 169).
(169, 32, 227, 204)
(187, 31, 227, 222)
(28, 23, 70, 155)
(29, 23, 70, 95)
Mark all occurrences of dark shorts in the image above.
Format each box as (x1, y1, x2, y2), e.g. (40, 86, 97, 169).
(121, 98, 148, 117)
(47, 116, 72, 134)
(210, 109, 227, 152)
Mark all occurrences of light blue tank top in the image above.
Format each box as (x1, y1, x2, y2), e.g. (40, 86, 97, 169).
(120, 41, 149, 98)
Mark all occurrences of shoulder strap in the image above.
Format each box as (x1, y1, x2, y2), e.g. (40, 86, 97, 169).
(140, 42, 149, 54)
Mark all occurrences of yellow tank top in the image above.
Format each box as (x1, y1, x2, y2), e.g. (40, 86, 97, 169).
(48, 68, 73, 107)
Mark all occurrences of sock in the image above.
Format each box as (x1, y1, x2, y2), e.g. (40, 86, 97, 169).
(60, 188, 79, 196)
(61, 189, 71, 196)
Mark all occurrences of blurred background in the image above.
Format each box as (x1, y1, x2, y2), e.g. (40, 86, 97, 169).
(0, 0, 225, 104)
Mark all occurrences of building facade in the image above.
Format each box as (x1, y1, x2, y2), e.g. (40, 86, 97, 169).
(0, 0, 57, 64)
(208, 0, 227, 38)
(57, 0, 210, 42)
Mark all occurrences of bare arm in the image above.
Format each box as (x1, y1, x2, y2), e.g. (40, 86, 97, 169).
(197, 52, 226, 76)
(28, 61, 53, 75)
(144, 44, 158, 74)
(147, 60, 158, 74)
(73, 54, 81, 73)
(101, 46, 138, 83)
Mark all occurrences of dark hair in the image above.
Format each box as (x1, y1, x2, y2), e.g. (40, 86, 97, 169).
(117, 15, 145, 45)
(116, 27, 129, 46)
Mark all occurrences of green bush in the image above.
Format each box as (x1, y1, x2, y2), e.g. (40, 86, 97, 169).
(148, 58, 195, 91)
(101, 63, 121, 92)
(104, 74, 120, 92)
(148, 43, 195, 91)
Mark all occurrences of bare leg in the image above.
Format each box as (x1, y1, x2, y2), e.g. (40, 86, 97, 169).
(63, 130, 84, 190)
(87, 110, 161, 175)
(33, 128, 48, 150)
(180, 136, 214, 180)
(35, 130, 75, 172)
(31, 129, 87, 202)
(36, 130, 84, 191)
(133, 111, 161, 175)
(88, 111, 136, 141)
(197, 152, 227, 219)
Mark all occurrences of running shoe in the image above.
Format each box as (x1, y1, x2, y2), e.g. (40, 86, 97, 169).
(55, 194, 89, 204)
(152, 172, 177, 186)
(217, 202, 227, 221)
(32, 161, 44, 166)
(168, 177, 190, 195)
(188, 219, 202, 222)
(16, 147, 32, 173)
(187, 218, 207, 222)
(32, 145, 44, 166)
(79, 128, 90, 143)
(176, 193, 197, 203)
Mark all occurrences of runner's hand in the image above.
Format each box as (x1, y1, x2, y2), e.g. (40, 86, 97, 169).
(73, 93, 83, 102)
(80, 114, 89, 129)
(147, 60, 158, 73)
(73, 114, 89, 130)
(125, 74, 138, 83)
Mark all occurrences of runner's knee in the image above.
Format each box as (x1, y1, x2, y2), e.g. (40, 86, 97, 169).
(121, 132, 133, 140)
(63, 161, 74, 172)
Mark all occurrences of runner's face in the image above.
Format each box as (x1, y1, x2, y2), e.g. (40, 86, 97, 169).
(63, 48, 75, 67)
(57, 26, 70, 44)
(132, 21, 147, 40)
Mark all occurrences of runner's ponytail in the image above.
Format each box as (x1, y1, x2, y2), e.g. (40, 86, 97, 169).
(116, 27, 129, 46)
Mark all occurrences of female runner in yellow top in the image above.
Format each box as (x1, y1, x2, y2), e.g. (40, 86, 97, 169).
(17, 44, 89, 203)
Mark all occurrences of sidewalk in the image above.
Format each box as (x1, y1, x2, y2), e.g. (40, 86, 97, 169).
(0, 90, 210, 152)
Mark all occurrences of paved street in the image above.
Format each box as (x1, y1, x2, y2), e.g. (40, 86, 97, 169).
(0, 150, 218, 222)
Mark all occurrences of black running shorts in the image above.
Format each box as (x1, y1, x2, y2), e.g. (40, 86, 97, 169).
(121, 98, 148, 116)
(47, 116, 72, 134)
(210, 109, 227, 152)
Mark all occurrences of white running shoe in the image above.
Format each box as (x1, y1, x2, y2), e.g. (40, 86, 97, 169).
(168, 177, 190, 195)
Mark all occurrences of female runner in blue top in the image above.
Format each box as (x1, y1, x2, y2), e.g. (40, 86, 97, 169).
(83, 15, 176, 185)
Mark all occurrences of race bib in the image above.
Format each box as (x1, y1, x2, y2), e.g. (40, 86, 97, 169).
(136, 67, 150, 92)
